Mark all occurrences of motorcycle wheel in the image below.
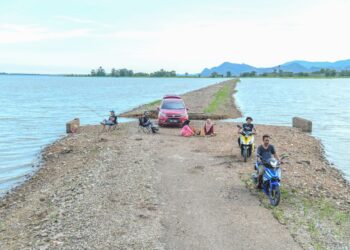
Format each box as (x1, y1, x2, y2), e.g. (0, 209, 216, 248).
(243, 148, 247, 162)
(269, 185, 281, 206)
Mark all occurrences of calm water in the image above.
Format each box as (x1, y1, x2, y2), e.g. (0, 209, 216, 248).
(0, 75, 222, 195)
(234, 78, 350, 180)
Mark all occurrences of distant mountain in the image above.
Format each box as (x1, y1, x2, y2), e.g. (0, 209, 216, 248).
(201, 62, 258, 76)
(200, 59, 350, 76)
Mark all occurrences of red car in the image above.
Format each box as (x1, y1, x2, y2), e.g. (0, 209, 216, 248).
(158, 95, 188, 127)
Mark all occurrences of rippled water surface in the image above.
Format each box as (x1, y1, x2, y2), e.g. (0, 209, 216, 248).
(0, 75, 222, 195)
(234, 78, 350, 180)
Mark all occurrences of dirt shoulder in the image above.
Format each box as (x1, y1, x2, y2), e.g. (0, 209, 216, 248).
(119, 79, 241, 120)
(239, 124, 350, 249)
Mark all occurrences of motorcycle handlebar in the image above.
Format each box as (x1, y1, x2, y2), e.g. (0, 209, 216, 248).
(257, 156, 283, 166)
(239, 132, 255, 136)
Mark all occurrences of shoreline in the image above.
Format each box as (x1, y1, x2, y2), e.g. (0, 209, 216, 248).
(0, 79, 240, 198)
(0, 80, 349, 249)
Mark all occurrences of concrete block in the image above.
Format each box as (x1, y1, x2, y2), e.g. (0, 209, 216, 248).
(293, 117, 312, 132)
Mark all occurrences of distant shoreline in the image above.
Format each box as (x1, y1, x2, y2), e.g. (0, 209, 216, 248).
(2, 73, 350, 79)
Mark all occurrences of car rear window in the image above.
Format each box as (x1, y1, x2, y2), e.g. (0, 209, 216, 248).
(161, 100, 185, 109)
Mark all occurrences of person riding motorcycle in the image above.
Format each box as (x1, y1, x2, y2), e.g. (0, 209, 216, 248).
(256, 134, 280, 189)
(237, 116, 256, 146)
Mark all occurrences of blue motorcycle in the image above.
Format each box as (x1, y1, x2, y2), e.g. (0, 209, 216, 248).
(252, 156, 286, 206)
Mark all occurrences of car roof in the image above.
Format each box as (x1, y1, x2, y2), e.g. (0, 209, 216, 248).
(163, 95, 182, 99)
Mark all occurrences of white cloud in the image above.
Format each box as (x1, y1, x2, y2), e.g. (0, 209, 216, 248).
(55, 16, 113, 28)
(2, 0, 350, 73)
(0, 23, 91, 43)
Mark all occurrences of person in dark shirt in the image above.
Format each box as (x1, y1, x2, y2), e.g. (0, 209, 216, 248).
(101, 110, 118, 131)
(256, 134, 280, 189)
(141, 111, 158, 133)
(237, 116, 256, 146)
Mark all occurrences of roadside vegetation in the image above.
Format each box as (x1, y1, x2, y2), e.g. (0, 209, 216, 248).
(142, 99, 161, 110)
(204, 84, 232, 114)
(83, 67, 193, 78)
(120, 79, 241, 119)
(207, 68, 350, 78)
(239, 68, 350, 78)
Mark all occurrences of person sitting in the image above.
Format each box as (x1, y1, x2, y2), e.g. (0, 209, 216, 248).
(203, 119, 215, 136)
(101, 110, 118, 132)
(181, 120, 196, 137)
(140, 111, 158, 133)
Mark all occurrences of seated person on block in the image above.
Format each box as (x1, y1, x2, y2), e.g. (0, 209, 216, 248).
(101, 110, 118, 131)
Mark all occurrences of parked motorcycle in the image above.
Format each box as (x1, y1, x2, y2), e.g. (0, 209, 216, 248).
(237, 125, 255, 162)
(252, 155, 286, 206)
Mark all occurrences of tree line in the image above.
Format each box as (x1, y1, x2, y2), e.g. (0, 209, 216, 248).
(209, 69, 350, 78)
(73, 66, 350, 78)
(90, 67, 177, 77)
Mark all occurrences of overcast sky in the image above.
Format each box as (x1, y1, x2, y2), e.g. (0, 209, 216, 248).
(1, 0, 350, 74)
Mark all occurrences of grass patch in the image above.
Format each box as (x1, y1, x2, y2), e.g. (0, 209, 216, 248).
(147, 99, 161, 106)
(307, 220, 318, 235)
(317, 199, 350, 225)
(239, 172, 350, 248)
(204, 84, 231, 114)
(143, 99, 161, 109)
(272, 207, 287, 224)
(49, 209, 60, 223)
(0, 221, 5, 232)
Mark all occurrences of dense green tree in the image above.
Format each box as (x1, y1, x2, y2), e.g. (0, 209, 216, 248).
(240, 71, 256, 77)
(296, 72, 309, 77)
(96, 66, 106, 76)
(210, 72, 219, 78)
(340, 70, 350, 76)
(150, 69, 177, 77)
(134, 72, 149, 77)
(325, 69, 336, 77)
(111, 68, 119, 77)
